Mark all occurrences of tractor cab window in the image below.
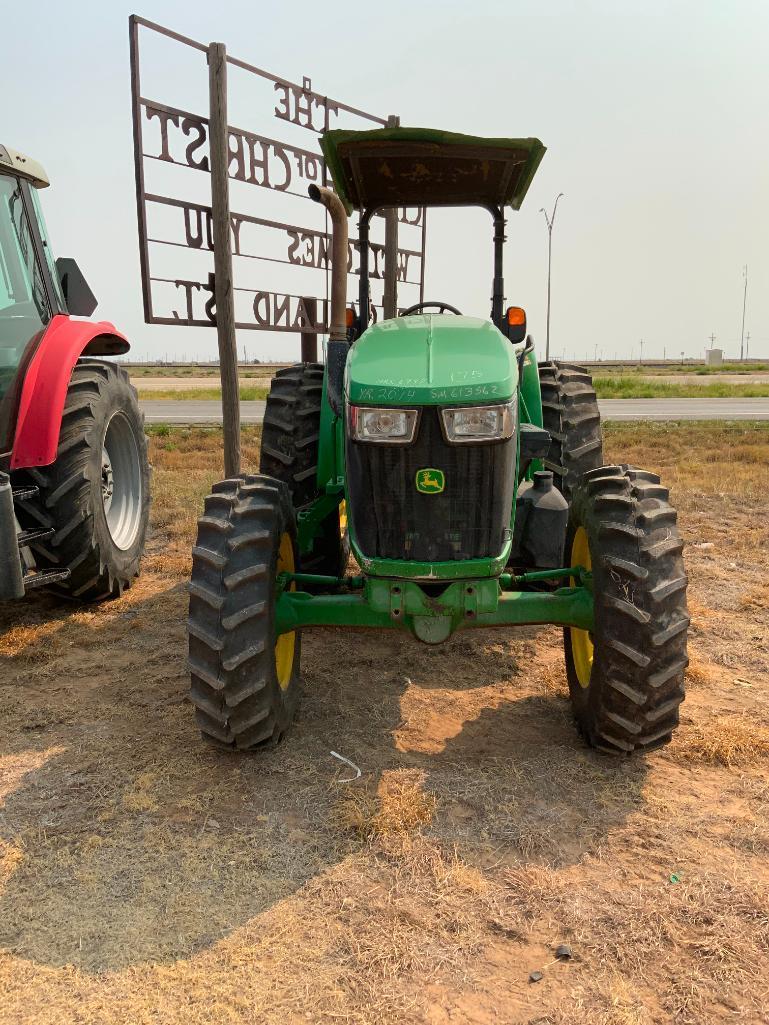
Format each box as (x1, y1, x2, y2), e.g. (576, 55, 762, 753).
(29, 185, 65, 309)
(0, 174, 52, 451)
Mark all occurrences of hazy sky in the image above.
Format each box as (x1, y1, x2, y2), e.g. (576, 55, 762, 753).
(3, 0, 767, 363)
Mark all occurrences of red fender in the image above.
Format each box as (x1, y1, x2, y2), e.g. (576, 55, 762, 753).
(11, 314, 130, 470)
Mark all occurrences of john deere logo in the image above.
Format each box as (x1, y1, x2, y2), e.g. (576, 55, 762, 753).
(415, 468, 445, 494)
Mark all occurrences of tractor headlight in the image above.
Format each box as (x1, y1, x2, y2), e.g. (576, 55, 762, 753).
(349, 406, 419, 443)
(441, 401, 516, 443)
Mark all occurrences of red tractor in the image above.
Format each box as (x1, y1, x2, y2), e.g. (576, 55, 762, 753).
(0, 145, 149, 601)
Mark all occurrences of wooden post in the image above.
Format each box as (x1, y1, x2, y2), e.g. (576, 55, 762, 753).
(300, 296, 318, 363)
(382, 115, 400, 319)
(208, 41, 241, 479)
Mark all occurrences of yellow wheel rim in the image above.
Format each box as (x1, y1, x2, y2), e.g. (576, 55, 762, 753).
(339, 500, 347, 534)
(275, 532, 296, 690)
(570, 526, 594, 689)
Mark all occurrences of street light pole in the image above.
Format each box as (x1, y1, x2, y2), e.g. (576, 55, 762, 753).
(740, 264, 748, 362)
(540, 193, 564, 362)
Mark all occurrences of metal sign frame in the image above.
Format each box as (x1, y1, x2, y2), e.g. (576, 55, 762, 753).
(129, 15, 426, 341)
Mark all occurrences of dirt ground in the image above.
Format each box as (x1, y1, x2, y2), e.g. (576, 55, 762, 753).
(133, 373, 769, 393)
(1, 423, 768, 1024)
(641, 373, 769, 384)
(136, 376, 274, 391)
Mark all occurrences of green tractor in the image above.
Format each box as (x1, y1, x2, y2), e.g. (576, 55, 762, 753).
(187, 127, 688, 756)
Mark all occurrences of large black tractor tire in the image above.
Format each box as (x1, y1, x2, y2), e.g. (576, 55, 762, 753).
(13, 359, 150, 600)
(564, 465, 689, 755)
(538, 361, 603, 500)
(259, 363, 348, 579)
(187, 475, 302, 751)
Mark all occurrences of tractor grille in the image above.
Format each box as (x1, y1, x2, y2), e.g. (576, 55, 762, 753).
(347, 407, 515, 563)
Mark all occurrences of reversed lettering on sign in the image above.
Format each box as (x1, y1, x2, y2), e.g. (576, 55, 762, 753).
(131, 19, 427, 333)
(253, 291, 326, 331)
(145, 194, 422, 284)
(171, 276, 215, 324)
(143, 101, 328, 194)
(286, 228, 418, 281)
(273, 81, 339, 133)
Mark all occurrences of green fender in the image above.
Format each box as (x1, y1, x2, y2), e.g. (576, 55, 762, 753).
(518, 341, 543, 428)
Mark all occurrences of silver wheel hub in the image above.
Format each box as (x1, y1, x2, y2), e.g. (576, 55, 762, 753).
(101, 454, 114, 509)
(101, 412, 142, 551)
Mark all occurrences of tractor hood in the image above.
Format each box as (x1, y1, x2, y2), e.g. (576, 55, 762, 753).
(346, 315, 518, 407)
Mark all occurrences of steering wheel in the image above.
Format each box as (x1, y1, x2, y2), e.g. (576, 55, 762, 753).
(400, 301, 463, 316)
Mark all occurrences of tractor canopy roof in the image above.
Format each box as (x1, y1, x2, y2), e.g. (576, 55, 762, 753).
(320, 126, 545, 215)
(0, 145, 49, 188)
(0, 144, 48, 188)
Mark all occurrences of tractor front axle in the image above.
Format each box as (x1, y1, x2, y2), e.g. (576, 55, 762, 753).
(274, 572, 593, 645)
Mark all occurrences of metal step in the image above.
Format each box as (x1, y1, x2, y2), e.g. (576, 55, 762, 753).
(17, 526, 55, 548)
(12, 485, 39, 503)
(23, 568, 71, 591)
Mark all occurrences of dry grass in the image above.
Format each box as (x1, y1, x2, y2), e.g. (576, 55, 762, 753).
(596, 363, 769, 377)
(138, 386, 269, 401)
(1, 422, 768, 1024)
(127, 363, 288, 378)
(603, 420, 769, 495)
(675, 715, 769, 766)
(335, 769, 437, 841)
(595, 376, 769, 397)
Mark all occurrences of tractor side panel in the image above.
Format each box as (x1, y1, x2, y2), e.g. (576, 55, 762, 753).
(316, 360, 344, 492)
(10, 314, 129, 469)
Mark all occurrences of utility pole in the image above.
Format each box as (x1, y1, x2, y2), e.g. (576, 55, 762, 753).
(740, 264, 748, 361)
(746, 331, 751, 359)
(540, 193, 564, 361)
(709, 333, 716, 344)
(639, 338, 643, 365)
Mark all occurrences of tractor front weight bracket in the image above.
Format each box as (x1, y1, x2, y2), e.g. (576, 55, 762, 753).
(274, 573, 594, 644)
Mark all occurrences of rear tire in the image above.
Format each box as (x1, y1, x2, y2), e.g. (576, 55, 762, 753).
(539, 361, 603, 500)
(12, 359, 150, 600)
(260, 364, 324, 507)
(260, 363, 348, 580)
(187, 475, 302, 751)
(564, 465, 689, 755)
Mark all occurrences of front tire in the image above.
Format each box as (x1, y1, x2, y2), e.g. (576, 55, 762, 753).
(564, 465, 689, 755)
(187, 475, 302, 751)
(13, 359, 150, 600)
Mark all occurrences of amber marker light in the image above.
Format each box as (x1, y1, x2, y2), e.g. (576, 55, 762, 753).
(507, 306, 526, 325)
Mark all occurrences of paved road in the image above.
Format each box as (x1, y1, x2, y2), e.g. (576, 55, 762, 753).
(598, 398, 769, 421)
(143, 400, 267, 424)
(140, 397, 769, 425)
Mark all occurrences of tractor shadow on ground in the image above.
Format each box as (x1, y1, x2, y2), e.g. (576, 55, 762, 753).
(0, 582, 649, 973)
